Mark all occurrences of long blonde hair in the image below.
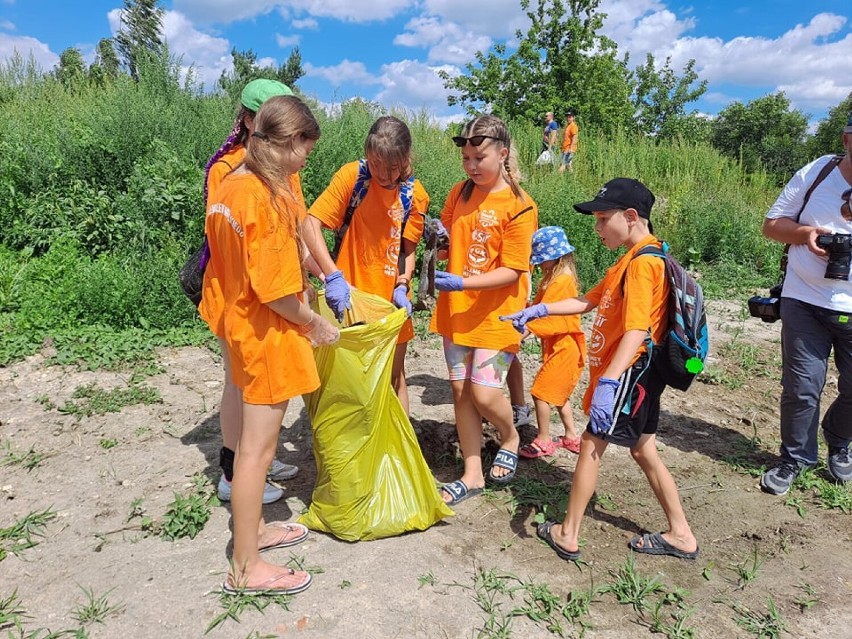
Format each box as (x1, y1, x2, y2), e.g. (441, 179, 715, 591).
(244, 95, 320, 223)
(539, 253, 579, 293)
(458, 115, 525, 202)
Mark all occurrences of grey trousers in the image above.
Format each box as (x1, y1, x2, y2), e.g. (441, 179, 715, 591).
(779, 297, 852, 466)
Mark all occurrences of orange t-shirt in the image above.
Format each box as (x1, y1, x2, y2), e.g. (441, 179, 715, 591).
(528, 272, 586, 364)
(202, 144, 304, 338)
(429, 183, 538, 352)
(309, 161, 428, 343)
(582, 235, 668, 412)
(200, 172, 319, 405)
(561, 122, 578, 153)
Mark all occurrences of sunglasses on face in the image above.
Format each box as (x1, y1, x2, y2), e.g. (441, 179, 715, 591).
(451, 135, 502, 148)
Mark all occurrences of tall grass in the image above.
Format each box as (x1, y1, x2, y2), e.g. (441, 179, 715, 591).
(0, 53, 784, 364)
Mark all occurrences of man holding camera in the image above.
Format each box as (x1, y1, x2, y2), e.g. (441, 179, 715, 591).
(759, 112, 852, 495)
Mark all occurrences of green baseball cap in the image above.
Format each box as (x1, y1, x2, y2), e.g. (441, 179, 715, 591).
(240, 79, 293, 112)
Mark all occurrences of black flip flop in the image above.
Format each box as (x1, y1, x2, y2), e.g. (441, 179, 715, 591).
(536, 520, 581, 562)
(628, 532, 699, 560)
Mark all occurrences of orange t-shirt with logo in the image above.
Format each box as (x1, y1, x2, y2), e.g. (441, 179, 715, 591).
(200, 172, 319, 405)
(430, 183, 538, 352)
(561, 122, 578, 153)
(309, 161, 428, 343)
(201, 144, 305, 338)
(582, 235, 668, 413)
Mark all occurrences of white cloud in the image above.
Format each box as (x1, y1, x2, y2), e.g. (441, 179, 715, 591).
(172, 0, 280, 24)
(292, 17, 318, 29)
(0, 19, 14, 31)
(275, 33, 301, 47)
(374, 59, 456, 111)
(395, 16, 491, 65)
(305, 59, 382, 86)
(0, 33, 57, 72)
(421, 0, 526, 38)
(174, 0, 413, 24)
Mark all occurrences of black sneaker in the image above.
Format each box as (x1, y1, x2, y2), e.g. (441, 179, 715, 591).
(759, 460, 801, 495)
(827, 446, 852, 483)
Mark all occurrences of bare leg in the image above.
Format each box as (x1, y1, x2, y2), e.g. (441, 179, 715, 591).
(230, 401, 309, 589)
(557, 401, 578, 439)
(533, 396, 552, 440)
(391, 342, 410, 415)
(218, 337, 242, 452)
(549, 432, 608, 553)
(442, 379, 486, 502)
(473, 384, 520, 480)
(630, 434, 697, 553)
(506, 357, 525, 407)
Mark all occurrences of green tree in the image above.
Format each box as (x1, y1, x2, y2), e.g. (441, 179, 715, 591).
(711, 92, 809, 180)
(632, 54, 707, 138)
(440, 0, 634, 134)
(808, 92, 852, 158)
(114, 0, 164, 81)
(54, 47, 86, 88)
(218, 48, 305, 104)
(88, 38, 121, 85)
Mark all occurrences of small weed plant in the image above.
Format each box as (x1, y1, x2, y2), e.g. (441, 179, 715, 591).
(1, 440, 48, 471)
(601, 554, 667, 613)
(159, 473, 218, 540)
(731, 597, 786, 638)
(71, 586, 124, 625)
(59, 382, 161, 419)
(0, 508, 56, 561)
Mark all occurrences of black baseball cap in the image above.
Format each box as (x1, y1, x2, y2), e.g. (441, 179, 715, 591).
(574, 178, 655, 221)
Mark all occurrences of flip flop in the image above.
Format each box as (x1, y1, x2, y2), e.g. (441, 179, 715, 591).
(628, 532, 699, 560)
(439, 479, 483, 506)
(222, 568, 313, 596)
(536, 520, 581, 562)
(258, 522, 309, 552)
(519, 437, 558, 459)
(488, 448, 518, 484)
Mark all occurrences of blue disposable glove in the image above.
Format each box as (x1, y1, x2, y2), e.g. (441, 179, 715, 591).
(324, 270, 351, 322)
(392, 283, 412, 316)
(424, 219, 450, 245)
(499, 303, 549, 333)
(435, 270, 464, 292)
(589, 377, 620, 436)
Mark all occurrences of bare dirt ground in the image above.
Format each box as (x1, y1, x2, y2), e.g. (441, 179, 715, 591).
(2, 300, 852, 639)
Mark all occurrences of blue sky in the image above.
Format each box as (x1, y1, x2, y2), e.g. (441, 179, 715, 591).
(1, 0, 849, 126)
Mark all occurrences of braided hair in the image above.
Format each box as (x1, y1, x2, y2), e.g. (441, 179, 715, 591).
(203, 106, 252, 204)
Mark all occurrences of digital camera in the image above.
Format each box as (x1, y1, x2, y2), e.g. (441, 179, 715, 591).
(748, 283, 783, 323)
(816, 233, 852, 281)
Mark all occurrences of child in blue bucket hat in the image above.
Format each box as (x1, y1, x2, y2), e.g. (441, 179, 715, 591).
(518, 226, 587, 458)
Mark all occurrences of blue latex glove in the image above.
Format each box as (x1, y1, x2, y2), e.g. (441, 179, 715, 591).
(499, 303, 549, 333)
(324, 270, 351, 322)
(392, 283, 412, 316)
(589, 377, 620, 435)
(424, 219, 450, 245)
(435, 270, 464, 292)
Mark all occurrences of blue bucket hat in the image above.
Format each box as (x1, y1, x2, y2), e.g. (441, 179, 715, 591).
(531, 226, 575, 265)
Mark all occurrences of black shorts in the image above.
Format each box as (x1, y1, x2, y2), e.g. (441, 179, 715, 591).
(588, 354, 666, 448)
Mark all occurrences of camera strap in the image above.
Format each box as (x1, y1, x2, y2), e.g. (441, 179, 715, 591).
(779, 154, 844, 278)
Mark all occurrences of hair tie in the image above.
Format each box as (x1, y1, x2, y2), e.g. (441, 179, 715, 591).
(251, 131, 269, 141)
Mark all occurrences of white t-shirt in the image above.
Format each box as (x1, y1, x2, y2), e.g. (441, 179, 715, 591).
(766, 155, 852, 312)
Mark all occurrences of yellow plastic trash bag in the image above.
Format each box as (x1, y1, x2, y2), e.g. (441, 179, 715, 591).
(299, 289, 453, 541)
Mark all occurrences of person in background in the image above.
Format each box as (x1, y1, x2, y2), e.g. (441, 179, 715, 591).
(303, 116, 429, 415)
(759, 111, 852, 495)
(502, 178, 698, 562)
(559, 111, 579, 174)
(431, 115, 538, 505)
(518, 226, 585, 459)
(542, 111, 558, 155)
(203, 95, 338, 594)
(201, 79, 306, 505)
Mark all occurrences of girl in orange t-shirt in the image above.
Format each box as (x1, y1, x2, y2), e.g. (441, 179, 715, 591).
(200, 79, 311, 506)
(203, 95, 338, 596)
(519, 227, 586, 459)
(430, 115, 538, 505)
(303, 116, 428, 414)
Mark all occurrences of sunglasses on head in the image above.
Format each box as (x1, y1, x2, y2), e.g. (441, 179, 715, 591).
(451, 135, 502, 148)
(842, 188, 852, 222)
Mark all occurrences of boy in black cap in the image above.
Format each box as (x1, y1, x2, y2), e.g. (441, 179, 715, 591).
(501, 177, 698, 561)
